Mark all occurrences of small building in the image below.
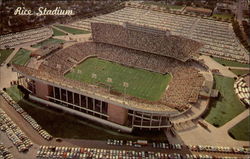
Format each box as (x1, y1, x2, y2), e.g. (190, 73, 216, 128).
(214, 1, 237, 14)
(185, 6, 212, 16)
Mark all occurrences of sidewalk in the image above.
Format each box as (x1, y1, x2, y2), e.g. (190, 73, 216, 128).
(177, 109, 249, 147)
(199, 55, 237, 78)
(52, 25, 72, 36)
(227, 66, 250, 70)
(4, 48, 19, 64)
(219, 109, 249, 132)
(22, 46, 38, 52)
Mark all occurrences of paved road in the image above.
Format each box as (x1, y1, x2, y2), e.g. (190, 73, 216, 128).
(22, 46, 38, 52)
(0, 132, 38, 159)
(52, 25, 73, 36)
(199, 55, 237, 78)
(4, 48, 19, 64)
(0, 65, 18, 89)
(227, 66, 250, 70)
(220, 109, 249, 132)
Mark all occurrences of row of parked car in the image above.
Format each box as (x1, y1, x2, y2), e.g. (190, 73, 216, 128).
(107, 139, 182, 150)
(0, 90, 53, 141)
(152, 142, 182, 150)
(188, 145, 250, 154)
(0, 143, 14, 159)
(0, 108, 33, 152)
(36, 145, 241, 159)
(152, 142, 250, 154)
(106, 139, 249, 156)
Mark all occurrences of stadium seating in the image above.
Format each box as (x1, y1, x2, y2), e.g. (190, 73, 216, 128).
(91, 22, 202, 62)
(68, 7, 249, 63)
(31, 38, 205, 112)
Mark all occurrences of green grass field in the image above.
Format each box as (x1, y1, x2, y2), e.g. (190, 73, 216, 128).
(204, 75, 246, 127)
(5, 86, 167, 141)
(10, 49, 31, 66)
(52, 28, 66, 36)
(212, 57, 249, 68)
(230, 69, 249, 76)
(0, 49, 14, 64)
(65, 58, 171, 101)
(143, 1, 182, 9)
(55, 25, 90, 35)
(167, 5, 183, 9)
(228, 116, 250, 141)
(212, 14, 233, 20)
(32, 38, 65, 48)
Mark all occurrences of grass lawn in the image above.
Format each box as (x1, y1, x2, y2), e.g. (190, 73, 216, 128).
(212, 57, 249, 68)
(212, 14, 233, 20)
(65, 58, 171, 101)
(52, 28, 66, 36)
(228, 116, 250, 141)
(204, 75, 246, 127)
(55, 25, 90, 35)
(0, 49, 14, 64)
(32, 38, 65, 48)
(5, 86, 167, 141)
(167, 5, 183, 9)
(10, 49, 31, 66)
(143, 2, 182, 9)
(230, 69, 249, 76)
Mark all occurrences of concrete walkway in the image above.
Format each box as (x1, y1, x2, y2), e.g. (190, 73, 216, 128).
(177, 108, 250, 147)
(178, 120, 249, 147)
(199, 55, 237, 78)
(22, 46, 38, 52)
(220, 109, 249, 132)
(0, 65, 18, 89)
(227, 66, 250, 70)
(52, 25, 72, 35)
(4, 48, 19, 64)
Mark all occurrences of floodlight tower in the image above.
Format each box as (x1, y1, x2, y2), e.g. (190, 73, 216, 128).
(123, 82, 129, 102)
(91, 73, 97, 83)
(107, 77, 112, 94)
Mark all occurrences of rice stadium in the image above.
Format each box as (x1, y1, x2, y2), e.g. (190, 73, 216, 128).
(11, 3, 249, 133)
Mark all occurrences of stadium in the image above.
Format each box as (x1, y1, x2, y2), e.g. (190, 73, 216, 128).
(12, 22, 212, 133)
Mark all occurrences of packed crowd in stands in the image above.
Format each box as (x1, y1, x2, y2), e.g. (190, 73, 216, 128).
(23, 32, 204, 112)
(69, 7, 249, 62)
(0, 27, 52, 49)
(91, 22, 202, 62)
(0, 108, 33, 152)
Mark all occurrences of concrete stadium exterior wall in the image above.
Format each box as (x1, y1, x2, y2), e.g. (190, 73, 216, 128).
(108, 103, 128, 125)
(15, 72, 173, 131)
(29, 94, 133, 133)
(34, 81, 51, 100)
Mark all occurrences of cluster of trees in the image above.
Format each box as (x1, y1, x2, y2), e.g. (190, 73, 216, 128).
(242, 21, 250, 40)
(233, 19, 250, 53)
(174, 0, 218, 9)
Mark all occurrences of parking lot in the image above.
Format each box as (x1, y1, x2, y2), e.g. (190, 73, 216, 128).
(0, 94, 249, 159)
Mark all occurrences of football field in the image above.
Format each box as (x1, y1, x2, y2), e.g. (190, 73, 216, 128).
(65, 58, 171, 101)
